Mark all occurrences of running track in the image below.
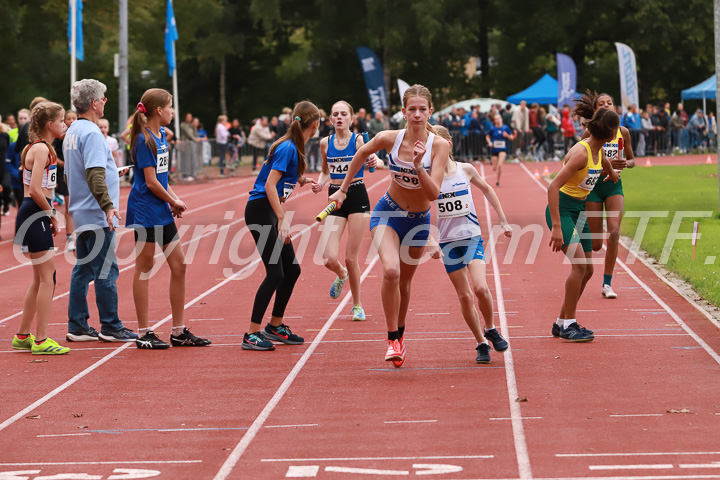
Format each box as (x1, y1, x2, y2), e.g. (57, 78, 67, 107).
(1, 158, 719, 480)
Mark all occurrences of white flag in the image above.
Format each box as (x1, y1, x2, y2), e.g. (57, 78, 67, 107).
(397, 78, 411, 106)
(615, 42, 639, 114)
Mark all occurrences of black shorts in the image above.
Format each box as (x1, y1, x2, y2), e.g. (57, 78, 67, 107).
(55, 165, 69, 196)
(328, 180, 370, 218)
(15, 197, 54, 253)
(133, 221, 179, 246)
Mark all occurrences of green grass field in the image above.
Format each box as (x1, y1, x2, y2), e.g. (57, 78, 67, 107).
(620, 164, 720, 306)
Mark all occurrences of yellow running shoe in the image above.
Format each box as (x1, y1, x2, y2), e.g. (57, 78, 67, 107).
(31, 338, 70, 355)
(12, 334, 35, 350)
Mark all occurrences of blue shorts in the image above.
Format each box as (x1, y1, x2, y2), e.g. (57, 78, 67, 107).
(369, 193, 431, 246)
(491, 149, 507, 156)
(439, 235, 485, 273)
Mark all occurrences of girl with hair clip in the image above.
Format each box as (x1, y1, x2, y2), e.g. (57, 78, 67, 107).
(428, 126, 512, 363)
(546, 107, 620, 342)
(12, 101, 70, 355)
(310, 101, 377, 321)
(486, 113, 515, 187)
(242, 101, 320, 351)
(579, 90, 635, 300)
(127, 88, 211, 349)
(329, 84, 450, 367)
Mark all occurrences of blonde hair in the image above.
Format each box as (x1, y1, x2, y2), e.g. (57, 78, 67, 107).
(22, 101, 64, 169)
(267, 100, 319, 178)
(402, 84, 436, 135)
(433, 125, 454, 162)
(130, 88, 172, 164)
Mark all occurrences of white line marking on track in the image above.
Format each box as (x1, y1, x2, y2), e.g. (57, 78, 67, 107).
(325, 466, 409, 475)
(286, 465, 320, 477)
(680, 465, 720, 469)
(518, 161, 720, 368)
(610, 414, 664, 417)
(212, 255, 381, 480)
(36, 433, 92, 438)
(384, 420, 438, 424)
(556, 452, 720, 458)
(265, 424, 318, 428)
(262, 455, 494, 462)
(0, 461, 202, 466)
(589, 465, 675, 470)
(489, 417, 543, 421)
(0, 218, 330, 433)
(481, 163, 532, 480)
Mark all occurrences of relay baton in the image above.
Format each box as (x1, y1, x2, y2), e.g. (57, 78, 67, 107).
(316, 201, 338, 222)
(362, 132, 375, 172)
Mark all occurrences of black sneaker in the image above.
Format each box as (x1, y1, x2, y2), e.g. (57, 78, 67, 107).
(66, 326, 100, 342)
(559, 322, 595, 342)
(99, 327, 139, 342)
(484, 328, 508, 352)
(475, 343, 491, 364)
(170, 328, 211, 347)
(263, 324, 304, 345)
(242, 332, 275, 351)
(551, 322, 594, 337)
(136, 331, 170, 349)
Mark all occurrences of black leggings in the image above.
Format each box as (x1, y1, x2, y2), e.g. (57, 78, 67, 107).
(245, 197, 301, 325)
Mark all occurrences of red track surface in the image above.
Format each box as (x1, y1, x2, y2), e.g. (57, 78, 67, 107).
(1, 157, 719, 480)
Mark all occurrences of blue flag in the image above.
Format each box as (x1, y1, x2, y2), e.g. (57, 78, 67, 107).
(556, 53, 576, 109)
(356, 47, 388, 115)
(165, 0, 179, 76)
(67, 0, 83, 62)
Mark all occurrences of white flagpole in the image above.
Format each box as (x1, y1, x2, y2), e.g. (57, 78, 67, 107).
(70, 0, 77, 110)
(172, 40, 180, 138)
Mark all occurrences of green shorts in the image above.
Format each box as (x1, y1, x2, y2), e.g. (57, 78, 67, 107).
(545, 192, 592, 252)
(586, 175, 623, 203)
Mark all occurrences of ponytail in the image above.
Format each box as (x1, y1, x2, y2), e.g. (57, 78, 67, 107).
(267, 100, 319, 178)
(129, 88, 172, 164)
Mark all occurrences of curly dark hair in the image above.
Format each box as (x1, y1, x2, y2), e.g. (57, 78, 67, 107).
(574, 89, 615, 120)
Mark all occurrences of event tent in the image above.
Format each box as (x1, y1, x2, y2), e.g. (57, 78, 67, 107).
(681, 75, 716, 114)
(506, 73, 559, 105)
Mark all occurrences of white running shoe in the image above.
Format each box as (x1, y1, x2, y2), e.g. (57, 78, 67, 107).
(330, 268, 348, 299)
(66, 236, 76, 252)
(601, 284, 618, 299)
(351, 305, 366, 321)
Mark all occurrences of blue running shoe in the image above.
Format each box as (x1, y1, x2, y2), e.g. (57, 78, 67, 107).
(99, 327, 138, 342)
(559, 322, 595, 342)
(552, 322, 593, 337)
(484, 328, 508, 352)
(263, 324, 304, 345)
(330, 268, 348, 299)
(242, 332, 275, 351)
(475, 343, 491, 364)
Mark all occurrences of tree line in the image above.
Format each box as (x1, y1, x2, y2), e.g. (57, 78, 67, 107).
(0, 0, 714, 132)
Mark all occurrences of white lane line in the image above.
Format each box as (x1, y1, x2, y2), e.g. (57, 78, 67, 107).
(557, 452, 720, 458)
(589, 465, 675, 470)
(264, 424, 318, 428)
(212, 255, 381, 480)
(680, 465, 720, 469)
(490, 417, 543, 421)
(261, 455, 494, 462)
(0, 218, 327, 433)
(384, 420, 438, 424)
(0, 461, 202, 465)
(518, 162, 720, 368)
(36, 433, 92, 438)
(481, 163, 532, 480)
(610, 414, 664, 418)
(325, 466, 409, 475)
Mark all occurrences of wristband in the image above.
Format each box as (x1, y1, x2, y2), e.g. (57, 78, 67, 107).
(48, 208, 57, 218)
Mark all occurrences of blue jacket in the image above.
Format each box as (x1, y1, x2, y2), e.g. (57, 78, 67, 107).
(6, 142, 22, 189)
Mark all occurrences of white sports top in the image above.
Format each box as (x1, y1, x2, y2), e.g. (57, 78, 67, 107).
(435, 164, 481, 243)
(387, 129, 434, 190)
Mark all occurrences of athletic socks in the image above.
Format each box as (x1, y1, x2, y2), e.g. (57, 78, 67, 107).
(483, 325, 496, 333)
(139, 328, 151, 336)
(477, 340, 489, 347)
(398, 325, 405, 338)
(388, 330, 400, 341)
(563, 319, 577, 329)
(172, 325, 185, 337)
(603, 274, 612, 287)
(556, 318, 564, 327)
